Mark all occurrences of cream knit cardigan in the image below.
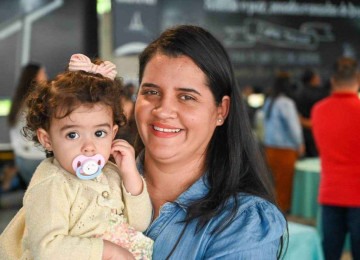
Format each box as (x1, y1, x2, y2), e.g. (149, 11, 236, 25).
(0, 158, 152, 260)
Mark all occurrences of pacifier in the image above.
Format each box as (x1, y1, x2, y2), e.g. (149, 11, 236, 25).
(72, 154, 106, 180)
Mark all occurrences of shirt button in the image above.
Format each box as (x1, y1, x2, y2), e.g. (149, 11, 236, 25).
(102, 191, 109, 198)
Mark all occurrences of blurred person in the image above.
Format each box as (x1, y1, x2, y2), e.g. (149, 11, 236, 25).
(121, 83, 136, 121)
(263, 71, 304, 213)
(7, 63, 48, 185)
(312, 57, 360, 260)
(241, 84, 257, 128)
(125, 82, 137, 102)
(0, 164, 20, 192)
(116, 83, 138, 145)
(296, 69, 329, 157)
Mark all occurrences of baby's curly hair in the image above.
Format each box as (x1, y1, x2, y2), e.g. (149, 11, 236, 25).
(23, 67, 127, 153)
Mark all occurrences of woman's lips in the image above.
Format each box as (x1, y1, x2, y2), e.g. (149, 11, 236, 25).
(150, 123, 183, 137)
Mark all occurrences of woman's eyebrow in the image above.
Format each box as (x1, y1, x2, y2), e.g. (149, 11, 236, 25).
(141, 82, 159, 88)
(140, 83, 201, 96)
(176, 87, 201, 96)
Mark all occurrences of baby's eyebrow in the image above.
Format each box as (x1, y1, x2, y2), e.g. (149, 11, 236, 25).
(94, 123, 112, 128)
(59, 123, 111, 132)
(59, 124, 79, 132)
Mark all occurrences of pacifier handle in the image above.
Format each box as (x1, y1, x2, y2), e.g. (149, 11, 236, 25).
(76, 164, 102, 180)
(72, 154, 105, 180)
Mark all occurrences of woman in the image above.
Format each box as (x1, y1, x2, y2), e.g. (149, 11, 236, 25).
(263, 71, 304, 213)
(134, 25, 286, 259)
(8, 63, 48, 185)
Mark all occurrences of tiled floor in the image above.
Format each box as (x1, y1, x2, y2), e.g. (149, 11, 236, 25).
(0, 190, 353, 259)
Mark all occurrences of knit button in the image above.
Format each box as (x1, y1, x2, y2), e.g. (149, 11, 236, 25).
(102, 191, 109, 198)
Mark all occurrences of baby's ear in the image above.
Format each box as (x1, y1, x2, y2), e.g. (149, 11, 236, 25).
(37, 128, 52, 151)
(112, 125, 119, 139)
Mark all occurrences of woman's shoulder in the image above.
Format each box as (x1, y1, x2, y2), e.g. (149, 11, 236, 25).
(210, 194, 286, 244)
(277, 95, 295, 106)
(230, 194, 285, 221)
(235, 193, 282, 215)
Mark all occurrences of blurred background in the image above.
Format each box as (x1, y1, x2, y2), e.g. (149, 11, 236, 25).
(1, 1, 359, 258)
(1, 0, 360, 145)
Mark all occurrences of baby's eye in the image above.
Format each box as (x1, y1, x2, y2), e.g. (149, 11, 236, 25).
(95, 130, 107, 138)
(67, 132, 79, 139)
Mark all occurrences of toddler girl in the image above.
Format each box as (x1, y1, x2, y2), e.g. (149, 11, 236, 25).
(0, 54, 153, 260)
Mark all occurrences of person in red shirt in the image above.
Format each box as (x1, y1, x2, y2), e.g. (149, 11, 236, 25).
(311, 57, 360, 260)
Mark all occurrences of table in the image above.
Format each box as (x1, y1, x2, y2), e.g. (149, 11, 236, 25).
(291, 158, 321, 219)
(290, 158, 351, 252)
(285, 222, 324, 260)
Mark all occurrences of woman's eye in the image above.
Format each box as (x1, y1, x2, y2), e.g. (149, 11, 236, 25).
(180, 95, 195, 101)
(67, 132, 79, 139)
(95, 130, 107, 138)
(143, 89, 159, 96)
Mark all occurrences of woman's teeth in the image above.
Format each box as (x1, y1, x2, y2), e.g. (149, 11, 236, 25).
(153, 125, 181, 133)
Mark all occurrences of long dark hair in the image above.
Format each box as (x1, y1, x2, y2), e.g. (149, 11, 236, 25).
(265, 71, 292, 120)
(8, 63, 42, 127)
(140, 25, 278, 215)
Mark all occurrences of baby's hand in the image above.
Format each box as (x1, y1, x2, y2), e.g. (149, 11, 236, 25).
(102, 240, 135, 260)
(111, 139, 137, 175)
(111, 139, 143, 195)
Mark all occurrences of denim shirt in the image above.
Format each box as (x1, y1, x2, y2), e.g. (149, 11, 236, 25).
(263, 95, 303, 150)
(137, 154, 286, 259)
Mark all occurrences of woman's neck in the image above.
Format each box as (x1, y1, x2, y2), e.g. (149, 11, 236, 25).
(143, 152, 205, 218)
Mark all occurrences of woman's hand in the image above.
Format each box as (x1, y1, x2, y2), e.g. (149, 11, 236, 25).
(111, 139, 143, 195)
(102, 240, 135, 260)
(298, 144, 305, 157)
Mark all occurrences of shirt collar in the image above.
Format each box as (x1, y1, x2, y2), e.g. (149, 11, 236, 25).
(332, 91, 359, 98)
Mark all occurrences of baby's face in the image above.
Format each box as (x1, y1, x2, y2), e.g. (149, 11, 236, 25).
(39, 103, 118, 175)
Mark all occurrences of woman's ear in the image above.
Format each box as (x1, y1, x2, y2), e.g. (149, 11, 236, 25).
(216, 95, 230, 126)
(37, 128, 52, 151)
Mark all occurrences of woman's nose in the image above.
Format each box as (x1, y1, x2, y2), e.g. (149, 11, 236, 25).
(152, 97, 177, 119)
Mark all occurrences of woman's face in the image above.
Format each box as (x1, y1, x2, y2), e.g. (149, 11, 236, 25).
(36, 67, 48, 82)
(135, 54, 229, 165)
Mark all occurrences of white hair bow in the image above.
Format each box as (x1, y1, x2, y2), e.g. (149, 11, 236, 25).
(68, 53, 117, 80)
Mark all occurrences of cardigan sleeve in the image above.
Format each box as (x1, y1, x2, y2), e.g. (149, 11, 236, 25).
(121, 178, 152, 232)
(23, 174, 103, 260)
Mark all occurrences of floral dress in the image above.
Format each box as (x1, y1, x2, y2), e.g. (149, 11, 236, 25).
(96, 210, 153, 259)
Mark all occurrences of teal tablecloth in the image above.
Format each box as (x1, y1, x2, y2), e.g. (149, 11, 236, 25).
(284, 222, 324, 260)
(290, 158, 351, 251)
(291, 158, 321, 219)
